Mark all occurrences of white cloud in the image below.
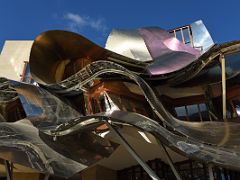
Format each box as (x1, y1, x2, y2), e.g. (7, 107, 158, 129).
(63, 13, 107, 33)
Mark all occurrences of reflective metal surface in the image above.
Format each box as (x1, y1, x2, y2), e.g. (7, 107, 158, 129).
(0, 20, 240, 178)
(191, 20, 214, 53)
(10, 81, 81, 131)
(169, 41, 240, 86)
(28, 58, 240, 171)
(0, 119, 85, 177)
(105, 29, 152, 61)
(106, 26, 201, 75)
(29, 30, 147, 85)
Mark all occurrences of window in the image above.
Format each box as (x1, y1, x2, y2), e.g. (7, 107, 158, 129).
(169, 25, 193, 47)
(175, 106, 187, 120)
(118, 159, 209, 180)
(182, 27, 191, 45)
(174, 103, 211, 122)
(175, 30, 183, 42)
(229, 97, 240, 118)
(225, 51, 240, 78)
(187, 104, 200, 121)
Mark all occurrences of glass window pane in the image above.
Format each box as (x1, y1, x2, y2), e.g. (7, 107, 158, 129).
(169, 31, 175, 37)
(182, 27, 191, 46)
(199, 103, 210, 121)
(225, 51, 240, 78)
(175, 106, 186, 120)
(187, 104, 199, 121)
(175, 30, 183, 42)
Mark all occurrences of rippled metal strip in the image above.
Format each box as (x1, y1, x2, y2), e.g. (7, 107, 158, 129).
(0, 78, 20, 122)
(0, 119, 118, 177)
(0, 120, 85, 177)
(39, 60, 240, 170)
(49, 110, 240, 171)
(168, 41, 240, 86)
(10, 81, 82, 131)
(38, 59, 240, 149)
(0, 78, 18, 102)
(29, 30, 148, 86)
(106, 27, 201, 75)
(29, 28, 204, 85)
(6, 59, 240, 172)
(36, 58, 238, 149)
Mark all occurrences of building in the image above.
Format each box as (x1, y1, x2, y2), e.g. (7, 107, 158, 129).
(0, 20, 239, 180)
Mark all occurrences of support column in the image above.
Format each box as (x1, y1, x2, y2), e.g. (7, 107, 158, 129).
(105, 121, 160, 180)
(44, 174, 50, 180)
(158, 142, 182, 180)
(4, 160, 13, 180)
(220, 54, 227, 120)
(208, 164, 214, 180)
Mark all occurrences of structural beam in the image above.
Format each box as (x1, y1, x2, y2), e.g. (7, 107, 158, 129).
(158, 142, 182, 180)
(4, 160, 13, 180)
(105, 121, 160, 180)
(43, 174, 50, 180)
(220, 54, 227, 120)
(208, 164, 214, 180)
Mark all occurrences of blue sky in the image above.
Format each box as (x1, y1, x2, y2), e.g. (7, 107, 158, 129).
(0, 0, 239, 51)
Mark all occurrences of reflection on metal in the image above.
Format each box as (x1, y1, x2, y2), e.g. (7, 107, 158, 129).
(105, 29, 152, 61)
(105, 121, 160, 180)
(191, 20, 214, 53)
(0, 20, 239, 179)
(159, 142, 182, 180)
(106, 26, 201, 75)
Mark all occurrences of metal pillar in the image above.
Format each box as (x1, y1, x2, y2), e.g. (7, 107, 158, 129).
(219, 54, 231, 146)
(4, 160, 13, 180)
(105, 121, 160, 180)
(208, 164, 214, 180)
(158, 142, 182, 180)
(220, 54, 227, 120)
(44, 174, 50, 180)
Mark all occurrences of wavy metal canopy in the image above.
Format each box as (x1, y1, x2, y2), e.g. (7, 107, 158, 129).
(0, 20, 239, 179)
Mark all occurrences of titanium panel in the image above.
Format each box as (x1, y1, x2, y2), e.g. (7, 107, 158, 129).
(191, 20, 214, 53)
(106, 27, 201, 75)
(105, 29, 152, 61)
(0, 21, 239, 179)
(139, 27, 200, 75)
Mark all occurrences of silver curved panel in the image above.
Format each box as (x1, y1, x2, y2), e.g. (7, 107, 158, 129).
(191, 20, 214, 53)
(105, 29, 152, 61)
(147, 51, 196, 75)
(0, 27, 239, 178)
(106, 27, 201, 75)
(138, 27, 200, 58)
(81, 111, 240, 170)
(139, 27, 201, 75)
(169, 41, 240, 86)
(10, 81, 81, 131)
(43, 60, 240, 171)
(0, 118, 118, 177)
(0, 120, 85, 177)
